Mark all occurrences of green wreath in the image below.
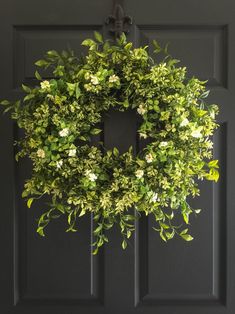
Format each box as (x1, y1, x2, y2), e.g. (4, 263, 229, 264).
(1, 32, 219, 253)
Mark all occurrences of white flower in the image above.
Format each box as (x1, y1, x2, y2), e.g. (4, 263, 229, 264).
(90, 75, 99, 85)
(59, 128, 69, 137)
(37, 148, 45, 158)
(85, 170, 98, 182)
(151, 192, 159, 202)
(159, 141, 168, 148)
(68, 148, 76, 157)
(137, 104, 146, 115)
(89, 173, 97, 181)
(139, 132, 147, 139)
(191, 129, 202, 138)
(145, 153, 154, 163)
(180, 118, 189, 127)
(109, 74, 119, 83)
(40, 80, 50, 90)
(135, 169, 144, 179)
(56, 160, 63, 169)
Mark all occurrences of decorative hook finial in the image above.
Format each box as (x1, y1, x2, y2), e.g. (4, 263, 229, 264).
(105, 2, 132, 39)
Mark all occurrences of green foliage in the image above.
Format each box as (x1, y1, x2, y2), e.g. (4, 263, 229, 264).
(1, 31, 220, 254)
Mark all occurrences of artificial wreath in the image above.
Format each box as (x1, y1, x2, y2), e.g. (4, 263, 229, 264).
(1, 32, 219, 253)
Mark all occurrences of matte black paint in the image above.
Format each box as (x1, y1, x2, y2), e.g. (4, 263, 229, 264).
(0, 1, 234, 313)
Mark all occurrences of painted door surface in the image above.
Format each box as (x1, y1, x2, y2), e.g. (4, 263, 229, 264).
(0, 0, 234, 313)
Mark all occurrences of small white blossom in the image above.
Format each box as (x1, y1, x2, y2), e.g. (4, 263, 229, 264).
(40, 80, 50, 90)
(159, 141, 168, 148)
(85, 170, 98, 182)
(90, 75, 99, 85)
(191, 129, 202, 138)
(56, 160, 63, 169)
(139, 132, 147, 139)
(59, 128, 69, 137)
(151, 192, 159, 202)
(145, 153, 154, 163)
(109, 74, 119, 83)
(89, 173, 97, 181)
(180, 117, 189, 127)
(68, 148, 76, 157)
(37, 148, 45, 158)
(135, 169, 144, 179)
(137, 104, 146, 115)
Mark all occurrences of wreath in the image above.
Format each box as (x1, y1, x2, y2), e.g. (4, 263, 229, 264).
(1, 32, 219, 253)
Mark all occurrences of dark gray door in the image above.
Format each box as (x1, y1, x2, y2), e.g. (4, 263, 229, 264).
(0, 0, 234, 313)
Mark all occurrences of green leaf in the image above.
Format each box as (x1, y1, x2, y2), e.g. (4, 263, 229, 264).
(81, 38, 96, 47)
(94, 31, 103, 43)
(79, 135, 87, 141)
(183, 212, 189, 224)
(165, 230, 175, 239)
(95, 51, 106, 57)
(123, 99, 129, 108)
(103, 41, 110, 51)
(165, 211, 174, 220)
(124, 42, 132, 50)
(3, 106, 13, 114)
(159, 231, 167, 242)
(152, 39, 161, 53)
(206, 168, 219, 182)
(27, 198, 34, 208)
(61, 50, 69, 58)
(92, 247, 99, 255)
(180, 228, 189, 235)
(79, 208, 86, 217)
(35, 70, 42, 80)
(35, 59, 48, 67)
(136, 159, 145, 167)
(37, 226, 45, 237)
(159, 222, 170, 229)
(90, 128, 102, 135)
(168, 58, 180, 67)
(22, 190, 28, 198)
(66, 82, 75, 96)
(208, 159, 219, 169)
(57, 204, 65, 213)
(116, 32, 126, 45)
(163, 42, 170, 55)
(0, 100, 10, 106)
(22, 84, 31, 93)
(46, 50, 59, 57)
(180, 234, 194, 241)
(66, 226, 77, 232)
(97, 237, 104, 247)
(122, 239, 127, 249)
(93, 224, 103, 235)
(113, 147, 119, 157)
(75, 84, 81, 99)
(122, 214, 135, 221)
(24, 94, 35, 102)
(201, 90, 210, 98)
